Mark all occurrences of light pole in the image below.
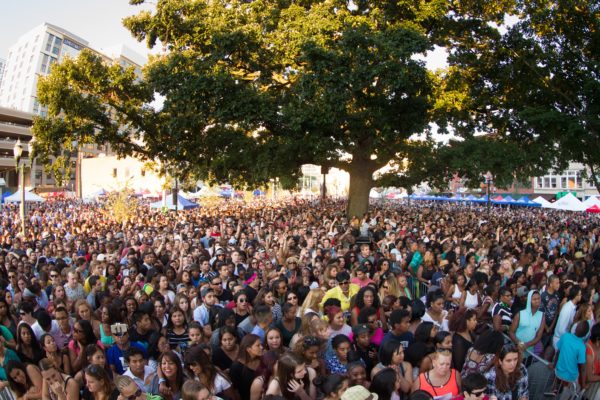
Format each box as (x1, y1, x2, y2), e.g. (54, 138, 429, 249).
(13, 139, 24, 236)
(485, 171, 493, 215)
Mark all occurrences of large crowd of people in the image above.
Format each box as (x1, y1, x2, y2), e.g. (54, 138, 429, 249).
(0, 196, 599, 400)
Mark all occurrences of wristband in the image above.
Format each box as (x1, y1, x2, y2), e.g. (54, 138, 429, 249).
(158, 378, 166, 384)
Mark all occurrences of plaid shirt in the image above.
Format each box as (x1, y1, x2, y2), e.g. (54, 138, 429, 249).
(485, 364, 529, 400)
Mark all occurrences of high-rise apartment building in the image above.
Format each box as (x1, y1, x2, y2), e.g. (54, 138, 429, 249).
(0, 23, 145, 194)
(0, 23, 144, 115)
(0, 58, 6, 96)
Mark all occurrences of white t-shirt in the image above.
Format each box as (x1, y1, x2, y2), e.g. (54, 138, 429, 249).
(213, 373, 232, 394)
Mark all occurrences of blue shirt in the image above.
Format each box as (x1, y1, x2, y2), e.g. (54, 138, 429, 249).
(556, 332, 586, 382)
(381, 331, 414, 349)
(106, 342, 146, 375)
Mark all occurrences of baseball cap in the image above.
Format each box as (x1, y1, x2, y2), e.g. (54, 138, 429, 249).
(352, 324, 370, 337)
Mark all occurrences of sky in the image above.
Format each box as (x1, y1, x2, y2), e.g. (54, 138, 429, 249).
(0, 0, 155, 60)
(0, 1, 448, 69)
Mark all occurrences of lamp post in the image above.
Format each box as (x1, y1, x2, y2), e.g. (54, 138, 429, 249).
(485, 171, 493, 215)
(13, 139, 25, 237)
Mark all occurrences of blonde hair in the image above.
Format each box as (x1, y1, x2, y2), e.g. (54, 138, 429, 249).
(182, 381, 207, 400)
(299, 289, 323, 316)
(114, 375, 135, 391)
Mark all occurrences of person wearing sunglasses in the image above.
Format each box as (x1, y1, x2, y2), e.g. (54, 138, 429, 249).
(116, 375, 162, 400)
(457, 372, 496, 400)
(320, 271, 360, 313)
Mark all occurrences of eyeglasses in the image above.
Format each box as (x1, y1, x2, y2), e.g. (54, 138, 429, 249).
(123, 389, 142, 400)
(238, 298, 247, 303)
(287, 296, 297, 300)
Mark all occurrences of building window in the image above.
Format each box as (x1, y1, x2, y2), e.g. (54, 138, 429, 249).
(536, 177, 542, 188)
(561, 177, 567, 189)
(550, 177, 557, 188)
(45, 34, 55, 52)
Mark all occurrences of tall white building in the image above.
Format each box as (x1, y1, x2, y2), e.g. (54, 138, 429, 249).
(0, 58, 6, 96)
(0, 23, 145, 193)
(0, 23, 144, 115)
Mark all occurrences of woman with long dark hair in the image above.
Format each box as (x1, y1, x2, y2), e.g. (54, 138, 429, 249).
(249, 351, 279, 400)
(230, 334, 263, 400)
(16, 322, 44, 365)
(6, 360, 43, 400)
(73, 344, 111, 389)
(41, 334, 71, 375)
(68, 319, 98, 373)
(370, 340, 412, 395)
(166, 306, 189, 352)
(265, 352, 316, 399)
(0, 297, 18, 337)
(449, 308, 477, 371)
(184, 345, 237, 400)
(212, 325, 240, 373)
(370, 367, 401, 400)
(150, 351, 184, 400)
(350, 286, 382, 327)
(484, 344, 528, 399)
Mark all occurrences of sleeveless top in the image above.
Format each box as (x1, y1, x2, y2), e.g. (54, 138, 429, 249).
(418, 369, 459, 399)
(516, 308, 543, 352)
(464, 291, 479, 310)
(452, 285, 462, 300)
(99, 324, 115, 346)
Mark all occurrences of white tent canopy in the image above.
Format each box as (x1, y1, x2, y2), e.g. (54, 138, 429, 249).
(547, 193, 586, 211)
(532, 196, 552, 208)
(4, 190, 45, 203)
(582, 196, 600, 209)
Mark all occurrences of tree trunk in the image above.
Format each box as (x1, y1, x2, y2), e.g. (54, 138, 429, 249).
(346, 163, 374, 218)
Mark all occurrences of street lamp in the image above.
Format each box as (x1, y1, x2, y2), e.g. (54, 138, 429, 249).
(13, 139, 25, 237)
(485, 171, 493, 215)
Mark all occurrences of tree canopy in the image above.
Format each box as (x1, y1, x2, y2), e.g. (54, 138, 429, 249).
(32, 0, 599, 216)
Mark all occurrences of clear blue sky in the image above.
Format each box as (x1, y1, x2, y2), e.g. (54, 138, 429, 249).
(0, 0, 154, 59)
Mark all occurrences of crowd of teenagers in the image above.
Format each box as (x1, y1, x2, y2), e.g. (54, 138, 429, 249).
(0, 197, 600, 400)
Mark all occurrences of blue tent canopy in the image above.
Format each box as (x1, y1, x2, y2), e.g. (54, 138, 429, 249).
(150, 194, 199, 210)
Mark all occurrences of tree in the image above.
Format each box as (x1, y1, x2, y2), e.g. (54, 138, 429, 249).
(437, 0, 600, 191)
(34, 0, 540, 217)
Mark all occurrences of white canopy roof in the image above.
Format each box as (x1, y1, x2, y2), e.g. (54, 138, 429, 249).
(532, 196, 552, 208)
(4, 190, 45, 203)
(582, 196, 600, 208)
(547, 193, 586, 211)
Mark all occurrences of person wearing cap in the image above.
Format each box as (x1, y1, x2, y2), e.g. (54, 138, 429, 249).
(351, 324, 378, 377)
(340, 385, 378, 400)
(107, 322, 147, 375)
(320, 271, 360, 313)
